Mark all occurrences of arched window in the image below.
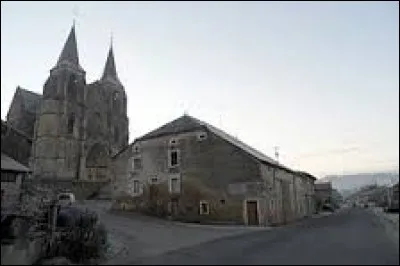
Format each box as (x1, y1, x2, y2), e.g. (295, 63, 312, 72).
(114, 126, 119, 142)
(68, 113, 75, 134)
(68, 74, 77, 100)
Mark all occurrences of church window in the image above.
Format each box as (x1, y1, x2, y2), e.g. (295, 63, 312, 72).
(68, 113, 75, 134)
(114, 126, 119, 142)
(68, 74, 77, 100)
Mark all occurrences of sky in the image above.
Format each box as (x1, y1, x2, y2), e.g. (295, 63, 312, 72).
(1, 1, 399, 178)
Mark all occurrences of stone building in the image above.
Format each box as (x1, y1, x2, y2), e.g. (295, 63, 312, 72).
(1, 153, 31, 214)
(4, 24, 129, 197)
(112, 114, 317, 226)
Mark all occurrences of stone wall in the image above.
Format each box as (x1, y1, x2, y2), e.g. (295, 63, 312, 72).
(1, 172, 24, 213)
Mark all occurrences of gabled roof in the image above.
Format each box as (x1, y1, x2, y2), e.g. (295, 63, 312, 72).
(136, 114, 295, 170)
(16, 86, 42, 114)
(1, 153, 30, 172)
(296, 170, 317, 181)
(136, 115, 204, 141)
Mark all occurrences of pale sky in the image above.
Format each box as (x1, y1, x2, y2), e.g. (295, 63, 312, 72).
(1, 1, 399, 178)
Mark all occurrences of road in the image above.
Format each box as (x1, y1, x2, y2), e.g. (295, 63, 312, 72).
(130, 208, 399, 265)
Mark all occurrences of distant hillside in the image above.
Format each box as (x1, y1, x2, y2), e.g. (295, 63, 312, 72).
(320, 172, 399, 193)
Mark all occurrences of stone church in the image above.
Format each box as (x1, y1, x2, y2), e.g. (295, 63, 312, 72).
(4, 24, 129, 191)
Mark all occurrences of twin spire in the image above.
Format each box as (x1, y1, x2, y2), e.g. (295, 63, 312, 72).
(56, 24, 120, 84)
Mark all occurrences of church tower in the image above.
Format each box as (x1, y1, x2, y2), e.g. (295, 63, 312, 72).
(100, 43, 129, 155)
(32, 24, 86, 181)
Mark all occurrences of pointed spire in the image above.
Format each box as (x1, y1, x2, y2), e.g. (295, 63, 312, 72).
(56, 23, 82, 70)
(101, 39, 121, 85)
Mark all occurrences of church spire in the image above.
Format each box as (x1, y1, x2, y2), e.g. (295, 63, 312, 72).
(101, 40, 121, 85)
(55, 23, 83, 71)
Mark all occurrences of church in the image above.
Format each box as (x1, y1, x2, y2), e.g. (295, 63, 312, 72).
(4, 24, 129, 192)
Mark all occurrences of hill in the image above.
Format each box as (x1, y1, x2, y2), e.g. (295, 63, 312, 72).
(320, 171, 399, 193)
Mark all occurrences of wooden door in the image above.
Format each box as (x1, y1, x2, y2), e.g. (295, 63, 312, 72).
(247, 200, 259, 225)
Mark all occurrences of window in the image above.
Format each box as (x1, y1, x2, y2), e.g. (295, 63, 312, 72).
(1, 172, 17, 183)
(199, 200, 210, 215)
(196, 132, 208, 141)
(169, 138, 177, 146)
(133, 180, 140, 194)
(132, 157, 142, 171)
(169, 175, 181, 193)
(168, 149, 179, 168)
(67, 113, 74, 134)
(132, 144, 140, 153)
(149, 176, 158, 184)
(220, 199, 226, 204)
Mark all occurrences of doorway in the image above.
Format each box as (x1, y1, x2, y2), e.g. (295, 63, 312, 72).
(246, 200, 259, 226)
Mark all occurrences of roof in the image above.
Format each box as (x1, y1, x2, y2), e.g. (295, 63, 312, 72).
(55, 24, 84, 72)
(1, 119, 32, 142)
(111, 142, 135, 159)
(1, 153, 31, 173)
(136, 114, 297, 172)
(101, 45, 121, 85)
(296, 171, 317, 181)
(16, 87, 42, 114)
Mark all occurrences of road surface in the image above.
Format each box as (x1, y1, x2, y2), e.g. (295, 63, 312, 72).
(131, 208, 399, 265)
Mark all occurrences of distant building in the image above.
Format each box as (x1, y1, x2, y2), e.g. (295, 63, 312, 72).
(112, 114, 317, 226)
(315, 182, 333, 210)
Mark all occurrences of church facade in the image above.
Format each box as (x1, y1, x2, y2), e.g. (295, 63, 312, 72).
(6, 24, 129, 186)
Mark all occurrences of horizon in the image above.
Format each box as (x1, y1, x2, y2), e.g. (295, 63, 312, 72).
(1, 1, 399, 177)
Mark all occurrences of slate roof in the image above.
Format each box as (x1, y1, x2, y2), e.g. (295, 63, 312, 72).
(101, 45, 121, 85)
(1, 119, 32, 142)
(135, 114, 297, 171)
(16, 86, 42, 115)
(296, 171, 318, 181)
(1, 153, 31, 173)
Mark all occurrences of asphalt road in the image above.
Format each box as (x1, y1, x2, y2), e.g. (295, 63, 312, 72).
(131, 208, 399, 265)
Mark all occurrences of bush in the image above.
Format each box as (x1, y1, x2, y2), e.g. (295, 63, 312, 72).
(48, 207, 108, 264)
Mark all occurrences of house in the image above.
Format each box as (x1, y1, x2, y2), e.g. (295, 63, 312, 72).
(112, 114, 316, 226)
(1, 153, 31, 214)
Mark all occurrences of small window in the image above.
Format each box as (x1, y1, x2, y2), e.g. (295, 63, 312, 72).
(169, 138, 177, 146)
(133, 180, 140, 194)
(1, 172, 17, 183)
(133, 144, 140, 153)
(220, 199, 226, 204)
(132, 157, 142, 171)
(169, 175, 181, 193)
(67, 113, 74, 134)
(200, 201, 210, 215)
(169, 149, 179, 168)
(197, 132, 208, 141)
(149, 176, 158, 184)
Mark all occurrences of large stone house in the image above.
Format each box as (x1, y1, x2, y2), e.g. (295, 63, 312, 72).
(112, 114, 316, 226)
(4, 24, 129, 198)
